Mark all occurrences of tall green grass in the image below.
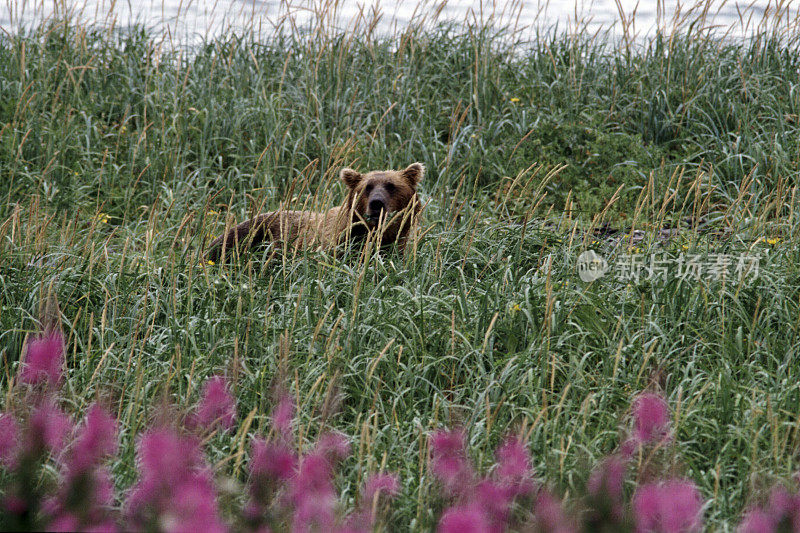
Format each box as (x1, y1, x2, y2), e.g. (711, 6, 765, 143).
(2, 0, 800, 528)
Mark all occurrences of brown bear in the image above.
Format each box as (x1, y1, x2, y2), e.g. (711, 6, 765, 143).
(206, 162, 425, 262)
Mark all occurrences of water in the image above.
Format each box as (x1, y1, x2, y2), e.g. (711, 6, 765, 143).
(1, 0, 798, 44)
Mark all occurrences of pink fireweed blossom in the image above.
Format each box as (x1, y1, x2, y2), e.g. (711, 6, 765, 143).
(438, 503, 492, 533)
(126, 427, 225, 532)
(244, 395, 300, 529)
(29, 399, 73, 455)
(766, 485, 800, 528)
(631, 393, 671, 445)
(272, 394, 293, 440)
(737, 486, 800, 532)
(495, 436, 536, 497)
(363, 473, 400, 502)
(0, 413, 19, 467)
(289, 434, 348, 532)
(533, 490, 578, 533)
(50, 514, 116, 533)
(2, 400, 74, 529)
(433, 433, 537, 532)
(193, 375, 236, 431)
(342, 473, 401, 533)
(246, 437, 297, 526)
(633, 479, 704, 533)
(430, 429, 475, 497)
(251, 437, 297, 482)
(738, 508, 775, 533)
(475, 479, 514, 529)
(48, 467, 116, 531)
(290, 452, 337, 533)
(316, 432, 350, 463)
(162, 469, 225, 533)
(585, 455, 630, 528)
(587, 456, 627, 502)
(68, 404, 118, 472)
(20, 332, 64, 386)
(49, 514, 81, 532)
(49, 404, 118, 530)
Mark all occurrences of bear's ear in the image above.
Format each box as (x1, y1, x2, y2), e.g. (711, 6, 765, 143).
(340, 168, 362, 189)
(402, 162, 425, 188)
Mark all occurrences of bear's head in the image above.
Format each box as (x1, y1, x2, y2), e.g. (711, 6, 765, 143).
(340, 163, 424, 226)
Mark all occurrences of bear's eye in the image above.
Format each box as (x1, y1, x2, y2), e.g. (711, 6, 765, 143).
(364, 183, 374, 194)
(384, 183, 396, 194)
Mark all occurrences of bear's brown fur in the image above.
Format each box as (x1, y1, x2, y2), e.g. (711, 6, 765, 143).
(207, 162, 424, 262)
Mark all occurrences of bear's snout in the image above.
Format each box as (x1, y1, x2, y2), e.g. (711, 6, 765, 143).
(367, 193, 389, 219)
(369, 198, 386, 214)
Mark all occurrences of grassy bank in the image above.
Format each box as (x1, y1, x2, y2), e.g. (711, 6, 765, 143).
(2, 3, 800, 529)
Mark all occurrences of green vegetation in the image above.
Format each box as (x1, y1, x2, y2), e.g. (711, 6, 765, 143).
(1, 3, 800, 529)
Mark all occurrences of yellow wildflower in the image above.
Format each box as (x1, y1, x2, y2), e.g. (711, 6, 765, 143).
(207, 259, 215, 266)
(766, 237, 779, 245)
(510, 97, 520, 103)
(207, 210, 219, 216)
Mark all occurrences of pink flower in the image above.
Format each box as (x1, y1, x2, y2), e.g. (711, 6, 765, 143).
(139, 428, 202, 481)
(587, 456, 627, 502)
(431, 429, 465, 458)
(292, 492, 336, 533)
(534, 490, 577, 533)
(0, 413, 19, 467)
(495, 436, 535, 497)
(342, 473, 401, 533)
(430, 430, 474, 496)
(82, 521, 118, 533)
(585, 456, 629, 526)
(194, 375, 236, 431)
(289, 451, 338, 532)
(363, 473, 400, 502)
(272, 394, 293, 439)
(250, 437, 296, 482)
(316, 432, 350, 462)
(738, 509, 774, 533)
(631, 393, 671, 445)
(3, 495, 27, 514)
(737, 485, 800, 533)
(50, 510, 117, 533)
(20, 332, 64, 386)
(763, 486, 800, 531)
(68, 404, 118, 473)
(291, 453, 335, 500)
(49, 513, 80, 532)
(29, 400, 72, 454)
(165, 470, 226, 533)
(475, 479, 513, 527)
(437, 503, 492, 533)
(620, 437, 638, 458)
(127, 427, 224, 531)
(49, 405, 118, 529)
(633, 480, 704, 533)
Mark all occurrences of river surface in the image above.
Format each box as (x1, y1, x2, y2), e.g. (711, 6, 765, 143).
(2, 0, 798, 43)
